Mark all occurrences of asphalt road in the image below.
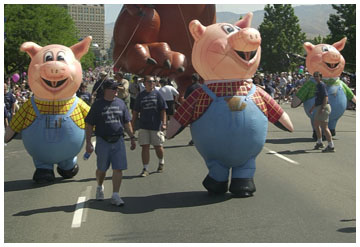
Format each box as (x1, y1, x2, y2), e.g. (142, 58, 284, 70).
(4, 104, 356, 243)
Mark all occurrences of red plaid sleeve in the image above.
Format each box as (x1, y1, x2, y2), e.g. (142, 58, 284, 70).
(257, 88, 284, 123)
(174, 87, 203, 126)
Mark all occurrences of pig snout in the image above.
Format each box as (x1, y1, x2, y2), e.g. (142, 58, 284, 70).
(322, 50, 341, 64)
(229, 28, 261, 52)
(39, 62, 70, 88)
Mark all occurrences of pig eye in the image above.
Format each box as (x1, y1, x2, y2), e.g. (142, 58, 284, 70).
(57, 51, 65, 61)
(44, 51, 54, 62)
(322, 46, 329, 52)
(222, 25, 236, 34)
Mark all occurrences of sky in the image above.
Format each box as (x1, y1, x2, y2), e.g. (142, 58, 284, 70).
(105, 4, 273, 24)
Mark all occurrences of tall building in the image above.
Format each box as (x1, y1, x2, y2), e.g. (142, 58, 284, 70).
(60, 4, 107, 62)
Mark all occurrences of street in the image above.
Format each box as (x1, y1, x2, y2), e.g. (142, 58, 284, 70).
(4, 104, 356, 243)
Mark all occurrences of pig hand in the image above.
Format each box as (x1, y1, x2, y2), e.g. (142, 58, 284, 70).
(274, 112, 294, 132)
(4, 126, 17, 143)
(291, 95, 302, 108)
(166, 117, 183, 139)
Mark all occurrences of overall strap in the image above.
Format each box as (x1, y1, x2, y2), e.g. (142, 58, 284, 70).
(201, 84, 217, 100)
(30, 96, 41, 117)
(65, 97, 79, 117)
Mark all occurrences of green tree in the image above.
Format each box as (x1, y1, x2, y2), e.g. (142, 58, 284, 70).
(258, 4, 306, 73)
(4, 4, 94, 75)
(325, 4, 355, 73)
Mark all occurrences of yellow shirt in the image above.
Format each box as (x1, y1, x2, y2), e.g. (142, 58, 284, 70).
(10, 97, 90, 133)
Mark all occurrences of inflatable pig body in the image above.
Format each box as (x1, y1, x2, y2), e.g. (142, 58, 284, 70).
(5, 37, 92, 183)
(167, 13, 293, 197)
(292, 38, 356, 138)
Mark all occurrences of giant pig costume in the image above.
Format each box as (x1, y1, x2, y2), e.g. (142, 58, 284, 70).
(292, 38, 356, 138)
(167, 13, 294, 197)
(5, 37, 92, 183)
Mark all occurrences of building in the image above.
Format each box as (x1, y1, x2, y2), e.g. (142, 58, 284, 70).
(60, 4, 107, 62)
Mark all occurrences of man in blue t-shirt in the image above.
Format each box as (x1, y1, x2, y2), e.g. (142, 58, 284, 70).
(309, 71, 334, 153)
(132, 75, 167, 177)
(85, 79, 136, 206)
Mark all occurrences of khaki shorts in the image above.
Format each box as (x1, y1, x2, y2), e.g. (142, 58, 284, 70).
(314, 104, 331, 122)
(138, 129, 165, 146)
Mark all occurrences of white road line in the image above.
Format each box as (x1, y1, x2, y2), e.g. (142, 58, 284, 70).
(71, 196, 86, 228)
(264, 147, 300, 165)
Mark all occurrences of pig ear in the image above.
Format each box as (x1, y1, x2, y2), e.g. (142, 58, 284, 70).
(332, 37, 347, 51)
(234, 12, 253, 28)
(70, 36, 92, 60)
(189, 20, 206, 41)
(303, 42, 315, 54)
(20, 42, 42, 58)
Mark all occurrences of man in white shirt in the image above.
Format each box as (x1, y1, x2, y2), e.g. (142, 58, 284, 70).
(158, 78, 179, 119)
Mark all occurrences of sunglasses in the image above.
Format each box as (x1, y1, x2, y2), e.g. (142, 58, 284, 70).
(145, 80, 155, 83)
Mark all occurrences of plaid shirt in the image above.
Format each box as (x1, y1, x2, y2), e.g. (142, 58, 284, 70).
(10, 97, 90, 133)
(174, 80, 284, 126)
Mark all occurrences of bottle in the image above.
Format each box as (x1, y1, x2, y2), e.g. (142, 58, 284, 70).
(83, 152, 91, 160)
(83, 147, 93, 160)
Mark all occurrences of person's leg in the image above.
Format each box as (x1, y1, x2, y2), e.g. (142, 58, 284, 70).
(313, 119, 322, 142)
(96, 169, 106, 186)
(154, 145, 164, 160)
(112, 169, 123, 193)
(141, 144, 151, 165)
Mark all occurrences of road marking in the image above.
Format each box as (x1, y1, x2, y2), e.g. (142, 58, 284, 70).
(264, 147, 300, 165)
(71, 196, 86, 228)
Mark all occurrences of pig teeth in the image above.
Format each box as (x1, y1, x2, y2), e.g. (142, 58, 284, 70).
(325, 62, 339, 69)
(236, 50, 257, 61)
(42, 78, 67, 88)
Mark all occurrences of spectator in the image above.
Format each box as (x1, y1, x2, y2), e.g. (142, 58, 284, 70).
(115, 71, 130, 110)
(158, 78, 179, 120)
(92, 70, 108, 102)
(131, 75, 167, 177)
(77, 83, 92, 105)
(85, 79, 136, 206)
(4, 83, 16, 123)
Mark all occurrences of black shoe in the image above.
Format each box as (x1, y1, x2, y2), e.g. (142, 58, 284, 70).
(202, 175, 228, 195)
(312, 131, 317, 141)
(229, 178, 256, 197)
(188, 140, 194, 146)
(57, 164, 79, 179)
(330, 129, 336, 136)
(33, 169, 55, 184)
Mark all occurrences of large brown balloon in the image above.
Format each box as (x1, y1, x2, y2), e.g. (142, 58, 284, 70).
(112, 4, 216, 96)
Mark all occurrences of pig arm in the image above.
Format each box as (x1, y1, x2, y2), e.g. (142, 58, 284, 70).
(258, 89, 294, 132)
(166, 88, 202, 139)
(340, 81, 356, 104)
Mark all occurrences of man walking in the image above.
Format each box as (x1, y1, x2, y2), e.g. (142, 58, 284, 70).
(85, 79, 136, 206)
(131, 75, 167, 176)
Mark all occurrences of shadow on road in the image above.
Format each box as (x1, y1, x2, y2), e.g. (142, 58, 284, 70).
(266, 137, 314, 144)
(13, 191, 232, 216)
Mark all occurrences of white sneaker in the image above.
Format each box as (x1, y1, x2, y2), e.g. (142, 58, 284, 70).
(111, 193, 125, 206)
(96, 185, 104, 201)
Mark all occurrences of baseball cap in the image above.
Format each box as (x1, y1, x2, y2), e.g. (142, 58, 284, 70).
(103, 79, 118, 89)
(100, 71, 107, 76)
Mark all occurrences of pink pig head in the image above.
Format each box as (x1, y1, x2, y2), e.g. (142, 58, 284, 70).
(20, 36, 92, 100)
(304, 37, 346, 78)
(189, 12, 261, 80)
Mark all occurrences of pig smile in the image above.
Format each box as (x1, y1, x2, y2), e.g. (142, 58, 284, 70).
(42, 78, 68, 88)
(235, 50, 257, 61)
(325, 62, 339, 69)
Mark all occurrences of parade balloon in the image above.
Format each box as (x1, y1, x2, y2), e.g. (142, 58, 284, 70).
(299, 65, 304, 69)
(112, 4, 216, 97)
(291, 37, 356, 139)
(298, 68, 304, 74)
(4, 37, 92, 184)
(167, 13, 294, 197)
(12, 73, 20, 83)
(22, 71, 27, 76)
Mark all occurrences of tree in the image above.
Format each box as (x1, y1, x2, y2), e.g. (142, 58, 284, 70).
(325, 4, 355, 73)
(4, 4, 94, 75)
(258, 4, 306, 73)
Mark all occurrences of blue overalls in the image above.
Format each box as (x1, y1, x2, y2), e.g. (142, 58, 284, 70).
(303, 78, 347, 131)
(22, 96, 85, 171)
(190, 84, 268, 182)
